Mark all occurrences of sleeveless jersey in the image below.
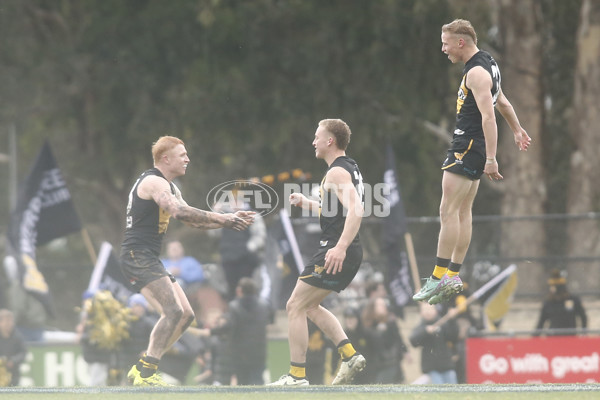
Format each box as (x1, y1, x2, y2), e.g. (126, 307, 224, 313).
(318, 156, 364, 244)
(454, 50, 501, 141)
(121, 168, 175, 256)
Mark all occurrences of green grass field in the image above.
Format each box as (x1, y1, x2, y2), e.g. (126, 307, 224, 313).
(1, 384, 599, 400)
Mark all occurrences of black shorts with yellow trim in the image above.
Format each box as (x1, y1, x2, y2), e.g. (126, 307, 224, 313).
(120, 247, 176, 293)
(441, 137, 485, 180)
(299, 241, 363, 293)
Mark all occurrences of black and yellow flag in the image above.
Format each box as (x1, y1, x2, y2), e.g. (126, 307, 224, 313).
(471, 264, 518, 331)
(7, 141, 82, 317)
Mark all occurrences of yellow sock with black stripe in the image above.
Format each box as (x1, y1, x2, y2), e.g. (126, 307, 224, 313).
(135, 353, 145, 372)
(432, 257, 451, 279)
(289, 362, 306, 379)
(139, 354, 160, 378)
(337, 339, 357, 361)
(447, 262, 462, 278)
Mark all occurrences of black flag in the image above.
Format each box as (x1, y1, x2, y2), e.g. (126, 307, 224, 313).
(382, 145, 413, 318)
(6, 141, 82, 317)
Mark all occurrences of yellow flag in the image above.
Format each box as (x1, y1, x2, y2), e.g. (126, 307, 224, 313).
(484, 270, 518, 331)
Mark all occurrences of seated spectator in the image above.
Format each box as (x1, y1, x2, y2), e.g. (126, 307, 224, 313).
(0, 309, 27, 386)
(161, 241, 204, 290)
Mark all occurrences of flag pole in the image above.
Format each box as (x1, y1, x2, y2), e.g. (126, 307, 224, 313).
(404, 232, 421, 291)
(280, 208, 305, 274)
(81, 228, 97, 265)
(87, 242, 112, 292)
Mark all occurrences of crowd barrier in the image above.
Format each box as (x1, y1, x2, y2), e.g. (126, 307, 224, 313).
(466, 329, 600, 383)
(17, 332, 600, 385)
(15, 338, 290, 387)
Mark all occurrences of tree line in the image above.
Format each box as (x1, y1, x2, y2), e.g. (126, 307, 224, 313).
(0, 0, 598, 295)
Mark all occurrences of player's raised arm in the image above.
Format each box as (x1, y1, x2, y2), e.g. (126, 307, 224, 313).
(289, 192, 320, 213)
(140, 175, 253, 231)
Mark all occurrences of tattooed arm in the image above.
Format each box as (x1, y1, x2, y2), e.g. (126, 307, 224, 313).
(170, 184, 227, 229)
(173, 184, 255, 230)
(138, 175, 254, 231)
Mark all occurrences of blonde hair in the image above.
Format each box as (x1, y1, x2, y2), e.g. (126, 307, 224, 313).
(152, 136, 184, 165)
(319, 119, 352, 150)
(442, 19, 477, 45)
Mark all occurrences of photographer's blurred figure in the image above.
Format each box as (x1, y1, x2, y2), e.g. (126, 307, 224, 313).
(3, 256, 47, 342)
(0, 309, 27, 386)
(198, 277, 274, 385)
(213, 193, 267, 300)
(535, 269, 587, 334)
(410, 303, 459, 384)
(362, 297, 407, 384)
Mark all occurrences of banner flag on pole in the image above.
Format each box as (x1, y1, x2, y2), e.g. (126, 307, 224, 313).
(432, 264, 518, 330)
(382, 145, 413, 317)
(274, 209, 303, 308)
(6, 140, 82, 317)
(87, 242, 133, 304)
(481, 264, 518, 331)
(279, 208, 304, 275)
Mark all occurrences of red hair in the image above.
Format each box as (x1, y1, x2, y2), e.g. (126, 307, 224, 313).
(152, 136, 184, 164)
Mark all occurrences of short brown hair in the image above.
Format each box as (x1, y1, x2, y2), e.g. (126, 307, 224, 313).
(319, 119, 352, 150)
(442, 19, 477, 45)
(152, 136, 184, 165)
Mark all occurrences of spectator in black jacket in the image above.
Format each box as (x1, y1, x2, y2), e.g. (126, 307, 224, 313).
(0, 309, 27, 386)
(200, 278, 274, 385)
(410, 303, 459, 384)
(536, 269, 587, 334)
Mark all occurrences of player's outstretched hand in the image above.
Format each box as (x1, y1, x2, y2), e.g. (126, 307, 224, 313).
(289, 192, 306, 207)
(225, 210, 255, 231)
